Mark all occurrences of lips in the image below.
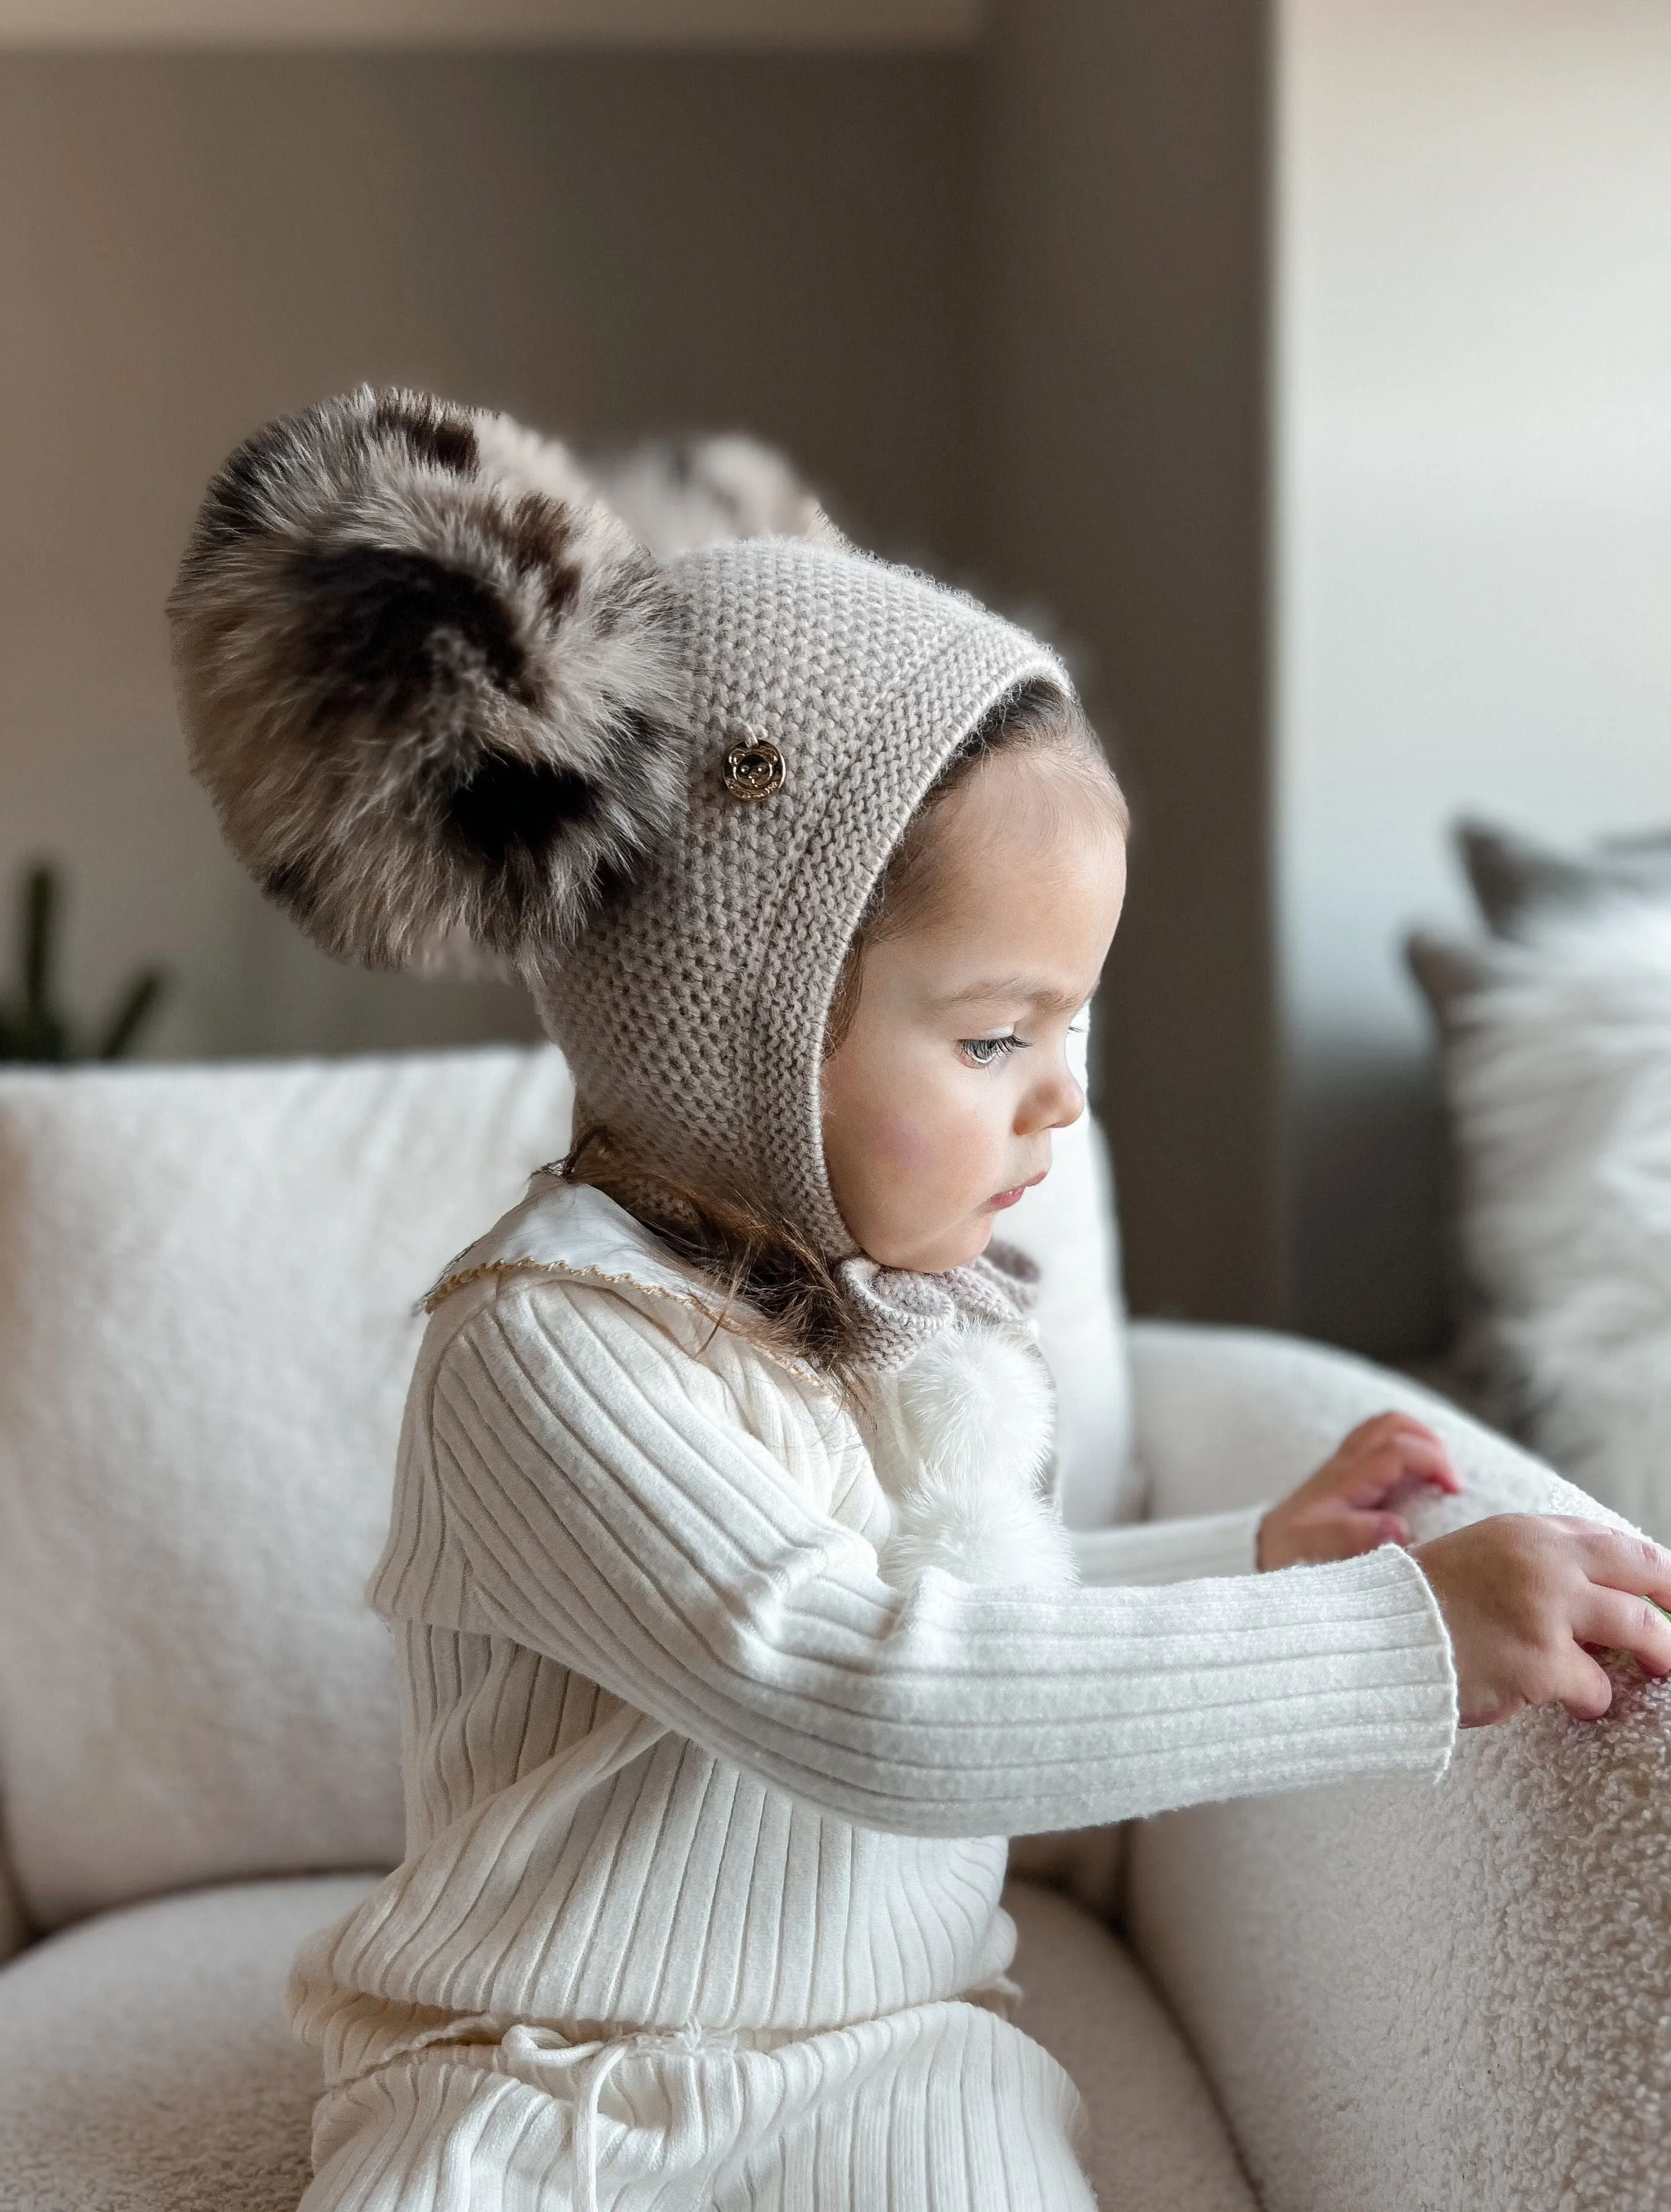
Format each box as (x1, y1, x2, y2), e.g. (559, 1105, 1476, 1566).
(989, 1168, 1048, 1210)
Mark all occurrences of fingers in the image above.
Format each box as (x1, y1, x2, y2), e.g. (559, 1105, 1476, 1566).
(1567, 1525, 1671, 1614)
(1338, 1412, 1433, 1458)
(1334, 1427, 1461, 1507)
(1297, 1509, 1412, 1563)
(1420, 1513, 1671, 1732)
(1554, 1647, 1617, 1723)
(1398, 1428, 1462, 1495)
(1571, 1581, 1671, 1678)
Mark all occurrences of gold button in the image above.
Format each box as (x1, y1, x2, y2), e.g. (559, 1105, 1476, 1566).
(722, 735, 786, 802)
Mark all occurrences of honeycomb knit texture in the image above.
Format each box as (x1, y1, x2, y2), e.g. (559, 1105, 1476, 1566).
(531, 535, 1071, 1367)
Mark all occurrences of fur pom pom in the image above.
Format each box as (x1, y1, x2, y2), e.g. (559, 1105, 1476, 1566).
(593, 434, 840, 557)
(168, 388, 690, 970)
(876, 1325, 1077, 1590)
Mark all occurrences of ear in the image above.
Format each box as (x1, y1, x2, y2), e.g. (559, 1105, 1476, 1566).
(168, 387, 689, 971)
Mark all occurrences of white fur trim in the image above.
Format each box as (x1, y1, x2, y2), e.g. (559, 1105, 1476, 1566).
(875, 1325, 1077, 1589)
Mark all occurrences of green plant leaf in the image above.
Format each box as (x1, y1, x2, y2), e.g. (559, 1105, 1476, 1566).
(95, 971, 167, 1062)
(22, 864, 55, 1023)
(1, 859, 163, 1065)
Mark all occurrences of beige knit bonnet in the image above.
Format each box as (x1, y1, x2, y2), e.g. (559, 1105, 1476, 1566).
(170, 389, 1072, 1361)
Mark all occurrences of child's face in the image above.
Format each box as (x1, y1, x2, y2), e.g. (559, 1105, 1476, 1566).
(821, 750, 1127, 1273)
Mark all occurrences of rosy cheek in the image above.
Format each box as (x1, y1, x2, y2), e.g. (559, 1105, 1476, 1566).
(867, 1111, 939, 1175)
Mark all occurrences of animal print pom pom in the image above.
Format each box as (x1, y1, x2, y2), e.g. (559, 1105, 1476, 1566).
(168, 388, 690, 971)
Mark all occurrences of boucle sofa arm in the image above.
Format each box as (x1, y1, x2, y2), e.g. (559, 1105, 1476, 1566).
(1126, 1317, 1593, 1528)
(1123, 1320, 1670, 2212)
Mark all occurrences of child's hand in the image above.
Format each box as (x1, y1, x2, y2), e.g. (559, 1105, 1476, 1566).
(1414, 1515, 1671, 1725)
(1257, 1412, 1461, 1570)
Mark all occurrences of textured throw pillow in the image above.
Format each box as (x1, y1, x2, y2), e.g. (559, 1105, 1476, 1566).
(1456, 816, 1671, 940)
(0, 1048, 576, 1931)
(0, 1047, 1132, 1932)
(1408, 853, 1671, 1542)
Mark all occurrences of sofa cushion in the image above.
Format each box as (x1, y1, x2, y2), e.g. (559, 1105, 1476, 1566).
(0, 1875, 1246, 2212)
(1005, 1879, 1256, 2211)
(0, 1873, 378, 2212)
(0, 1048, 575, 1929)
(0, 1049, 1131, 1934)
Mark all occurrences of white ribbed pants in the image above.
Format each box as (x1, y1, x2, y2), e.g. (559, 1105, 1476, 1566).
(300, 1999, 1095, 2211)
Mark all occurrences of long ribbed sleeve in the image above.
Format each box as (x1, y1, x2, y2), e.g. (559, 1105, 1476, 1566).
(1072, 1508, 1264, 1586)
(393, 1281, 1456, 1840)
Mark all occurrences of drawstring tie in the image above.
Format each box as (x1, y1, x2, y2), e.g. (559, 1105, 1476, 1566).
(502, 2020, 737, 2212)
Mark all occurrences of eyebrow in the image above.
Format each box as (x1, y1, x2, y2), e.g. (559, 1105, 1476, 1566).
(932, 978, 1091, 1015)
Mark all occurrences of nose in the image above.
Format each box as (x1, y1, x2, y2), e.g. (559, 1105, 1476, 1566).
(1018, 1059, 1084, 1137)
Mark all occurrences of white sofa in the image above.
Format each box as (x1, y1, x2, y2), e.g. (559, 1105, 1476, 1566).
(0, 1048, 1664, 2212)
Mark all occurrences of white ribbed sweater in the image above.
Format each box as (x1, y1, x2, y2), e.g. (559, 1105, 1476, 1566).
(289, 1184, 1456, 2080)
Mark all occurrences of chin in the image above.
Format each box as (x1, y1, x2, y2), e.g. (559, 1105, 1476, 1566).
(855, 1203, 996, 1275)
(911, 1217, 994, 1275)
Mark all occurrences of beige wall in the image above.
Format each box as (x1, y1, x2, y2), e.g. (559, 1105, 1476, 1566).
(977, 0, 1671, 1354)
(0, 50, 975, 1058)
(0, 0, 980, 42)
(977, 0, 1278, 1327)
(14, 22, 1663, 1355)
(1277, 0, 1671, 1354)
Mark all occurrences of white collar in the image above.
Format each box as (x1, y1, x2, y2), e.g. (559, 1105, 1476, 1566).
(426, 1174, 727, 1318)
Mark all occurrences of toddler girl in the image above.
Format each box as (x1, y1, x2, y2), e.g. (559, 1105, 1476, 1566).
(171, 390, 1671, 2211)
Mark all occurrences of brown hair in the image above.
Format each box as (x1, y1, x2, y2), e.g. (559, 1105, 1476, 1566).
(555, 680, 1125, 1391)
(823, 679, 1126, 1056)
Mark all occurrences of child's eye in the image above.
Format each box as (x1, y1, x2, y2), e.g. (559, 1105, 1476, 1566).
(959, 1034, 1022, 1067)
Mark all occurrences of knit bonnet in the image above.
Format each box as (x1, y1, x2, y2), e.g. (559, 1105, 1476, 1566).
(170, 389, 1072, 1363)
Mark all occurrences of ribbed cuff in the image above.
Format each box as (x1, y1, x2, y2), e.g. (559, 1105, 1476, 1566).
(1371, 1541, 1460, 1782)
(1072, 1506, 1265, 1587)
(1170, 1541, 1459, 1798)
